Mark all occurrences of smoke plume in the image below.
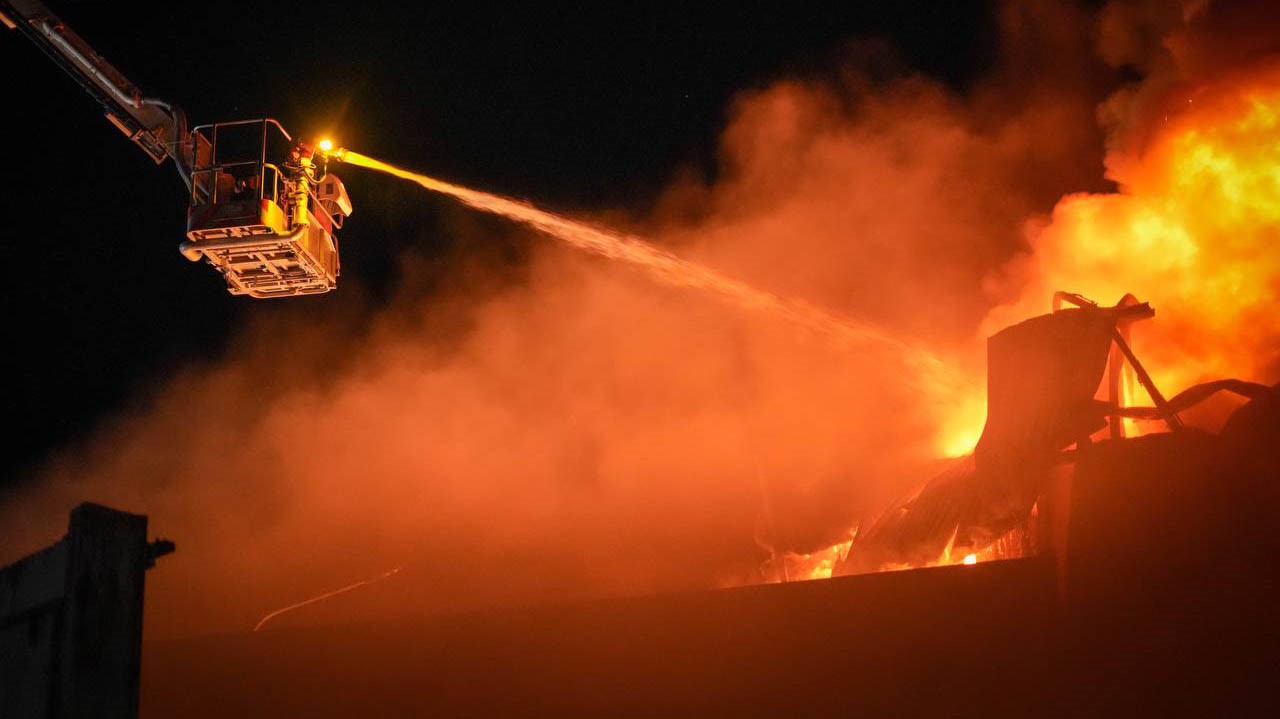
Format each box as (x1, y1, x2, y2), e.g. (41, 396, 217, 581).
(3, 1, 1277, 637)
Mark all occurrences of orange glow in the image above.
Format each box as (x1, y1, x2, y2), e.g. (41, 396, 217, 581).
(936, 389, 986, 457)
(853, 516, 1036, 575)
(1116, 353, 1150, 438)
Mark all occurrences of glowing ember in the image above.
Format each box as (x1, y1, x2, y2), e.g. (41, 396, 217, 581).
(962, 553, 977, 565)
(252, 566, 404, 632)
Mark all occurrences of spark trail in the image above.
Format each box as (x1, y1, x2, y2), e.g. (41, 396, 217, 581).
(341, 151, 961, 387)
(252, 565, 404, 632)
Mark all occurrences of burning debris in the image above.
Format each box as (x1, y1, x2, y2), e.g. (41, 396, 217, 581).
(833, 292, 1275, 576)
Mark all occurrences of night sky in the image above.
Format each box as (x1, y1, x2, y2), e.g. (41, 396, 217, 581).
(0, 2, 997, 489)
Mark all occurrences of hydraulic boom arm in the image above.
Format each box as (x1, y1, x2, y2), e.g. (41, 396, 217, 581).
(0, 0, 193, 187)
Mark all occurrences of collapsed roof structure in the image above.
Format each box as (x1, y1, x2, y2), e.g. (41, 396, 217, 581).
(840, 293, 1275, 574)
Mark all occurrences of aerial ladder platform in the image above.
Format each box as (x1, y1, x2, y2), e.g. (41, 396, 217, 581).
(1, 0, 353, 298)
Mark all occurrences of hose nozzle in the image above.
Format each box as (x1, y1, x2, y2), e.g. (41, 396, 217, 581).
(316, 139, 347, 162)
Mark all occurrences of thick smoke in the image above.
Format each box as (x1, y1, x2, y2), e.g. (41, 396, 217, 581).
(4, 1, 1275, 637)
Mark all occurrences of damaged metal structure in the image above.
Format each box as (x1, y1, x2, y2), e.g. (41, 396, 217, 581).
(839, 292, 1275, 574)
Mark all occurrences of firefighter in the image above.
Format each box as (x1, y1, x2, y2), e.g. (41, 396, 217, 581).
(232, 173, 259, 200)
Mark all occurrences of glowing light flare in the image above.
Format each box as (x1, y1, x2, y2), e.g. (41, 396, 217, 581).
(962, 553, 978, 565)
(318, 138, 334, 153)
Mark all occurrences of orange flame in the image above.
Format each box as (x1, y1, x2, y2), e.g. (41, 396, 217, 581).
(761, 537, 855, 583)
(988, 60, 1280, 398)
